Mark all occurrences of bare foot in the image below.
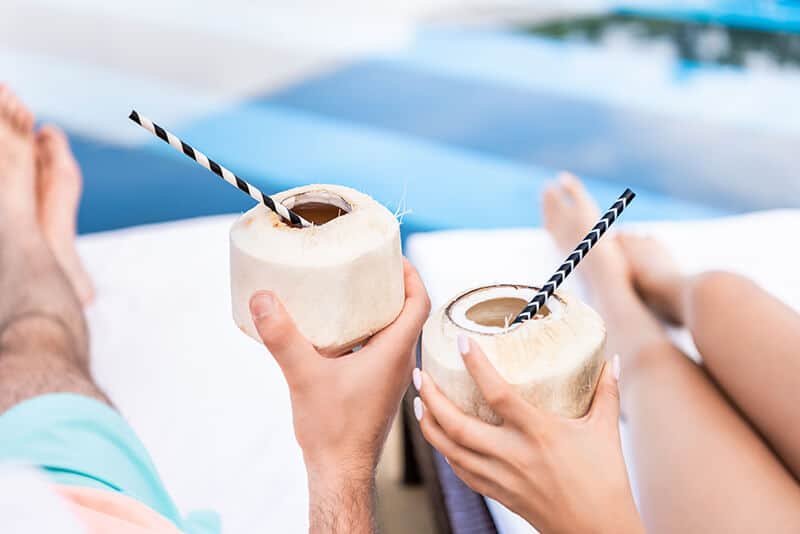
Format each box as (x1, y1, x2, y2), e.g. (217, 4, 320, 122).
(541, 172, 630, 298)
(617, 233, 685, 325)
(0, 85, 37, 225)
(35, 125, 95, 305)
(542, 173, 672, 388)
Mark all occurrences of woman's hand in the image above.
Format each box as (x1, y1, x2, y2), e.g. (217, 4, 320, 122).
(414, 336, 643, 534)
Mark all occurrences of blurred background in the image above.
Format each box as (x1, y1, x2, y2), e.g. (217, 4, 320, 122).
(3, 0, 799, 239)
(3, 0, 798, 532)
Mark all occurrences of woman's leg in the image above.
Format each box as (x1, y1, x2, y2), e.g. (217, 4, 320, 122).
(542, 173, 800, 533)
(620, 234, 800, 480)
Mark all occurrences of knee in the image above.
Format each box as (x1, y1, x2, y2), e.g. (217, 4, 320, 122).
(688, 270, 752, 316)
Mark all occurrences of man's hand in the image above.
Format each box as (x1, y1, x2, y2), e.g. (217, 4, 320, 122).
(415, 337, 644, 534)
(249, 259, 430, 533)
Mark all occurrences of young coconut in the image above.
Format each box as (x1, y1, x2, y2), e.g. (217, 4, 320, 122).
(230, 184, 404, 356)
(422, 284, 606, 424)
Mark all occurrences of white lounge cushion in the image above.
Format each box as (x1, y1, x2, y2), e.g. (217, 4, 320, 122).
(405, 209, 800, 534)
(79, 215, 309, 534)
(76, 209, 800, 534)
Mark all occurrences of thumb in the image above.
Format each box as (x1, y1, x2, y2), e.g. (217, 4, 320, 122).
(249, 291, 319, 385)
(587, 355, 621, 425)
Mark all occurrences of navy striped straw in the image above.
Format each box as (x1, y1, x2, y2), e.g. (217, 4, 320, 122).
(128, 110, 312, 228)
(512, 188, 636, 325)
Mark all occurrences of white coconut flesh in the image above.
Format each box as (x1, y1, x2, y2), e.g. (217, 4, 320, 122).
(230, 184, 405, 356)
(422, 285, 607, 423)
(448, 285, 564, 334)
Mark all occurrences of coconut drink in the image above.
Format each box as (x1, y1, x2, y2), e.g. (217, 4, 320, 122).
(126, 115, 406, 355)
(422, 284, 607, 423)
(230, 184, 404, 356)
(420, 188, 636, 423)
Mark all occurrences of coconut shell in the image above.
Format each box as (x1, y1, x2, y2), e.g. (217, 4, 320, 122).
(422, 285, 606, 423)
(230, 184, 404, 355)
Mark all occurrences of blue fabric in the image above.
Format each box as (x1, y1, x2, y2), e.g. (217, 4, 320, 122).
(169, 105, 722, 237)
(69, 133, 252, 235)
(260, 57, 793, 214)
(0, 393, 219, 534)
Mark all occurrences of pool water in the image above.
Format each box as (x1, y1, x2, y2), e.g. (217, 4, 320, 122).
(525, 13, 800, 68)
(52, 10, 800, 236)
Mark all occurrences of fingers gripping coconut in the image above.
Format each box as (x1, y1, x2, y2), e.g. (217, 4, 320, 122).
(414, 340, 643, 534)
(231, 183, 430, 532)
(422, 285, 607, 423)
(250, 261, 431, 534)
(416, 186, 642, 533)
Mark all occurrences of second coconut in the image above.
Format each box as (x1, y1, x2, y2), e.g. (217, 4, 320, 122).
(422, 284, 607, 423)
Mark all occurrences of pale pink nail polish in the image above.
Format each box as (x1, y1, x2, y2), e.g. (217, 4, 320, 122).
(457, 334, 470, 356)
(612, 354, 621, 381)
(250, 292, 275, 319)
(412, 368, 422, 391)
(413, 397, 423, 421)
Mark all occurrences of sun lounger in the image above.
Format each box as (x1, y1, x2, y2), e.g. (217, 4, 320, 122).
(74, 209, 800, 533)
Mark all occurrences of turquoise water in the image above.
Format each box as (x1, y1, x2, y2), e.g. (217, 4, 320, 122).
(525, 13, 800, 67)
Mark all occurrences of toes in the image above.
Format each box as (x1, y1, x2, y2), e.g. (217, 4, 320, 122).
(541, 181, 567, 227)
(557, 171, 596, 210)
(36, 128, 52, 163)
(16, 105, 34, 131)
(37, 126, 62, 167)
(37, 125, 69, 155)
(558, 171, 585, 197)
(35, 124, 82, 203)
(11, 92, 34, 131)
(0, 85, 34, 133)
(37, 124, 57, 145)
(0, 85, 9, 118)
(5, 92, 19, 123)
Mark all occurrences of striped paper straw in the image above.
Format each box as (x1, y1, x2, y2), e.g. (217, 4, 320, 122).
(512, 188, 636, 325)
(128, 110, 312, 228)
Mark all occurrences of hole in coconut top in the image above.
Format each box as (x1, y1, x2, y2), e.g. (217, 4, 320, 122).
(446, 284, 565, 334)
(466, 297, 552, 328)
(281, 190, 352, 226)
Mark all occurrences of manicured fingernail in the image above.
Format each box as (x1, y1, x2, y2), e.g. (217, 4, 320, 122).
(412, 368, 422, 391)
(251, 292, 275, 319)
(413, 396, 423, 421)
(457, 334, 470, 356)
(612, 354, 621, 381)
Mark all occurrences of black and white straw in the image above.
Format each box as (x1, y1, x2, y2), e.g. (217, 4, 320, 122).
(128, 110, 312, 228)
(512, 188, 636, 325)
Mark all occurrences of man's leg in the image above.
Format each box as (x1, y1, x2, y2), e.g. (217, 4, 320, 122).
(541, 173, 800, 533)
(620, 234, 800, 480)
(0, 85, 107, 413)
(0, 88, 190, 528)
